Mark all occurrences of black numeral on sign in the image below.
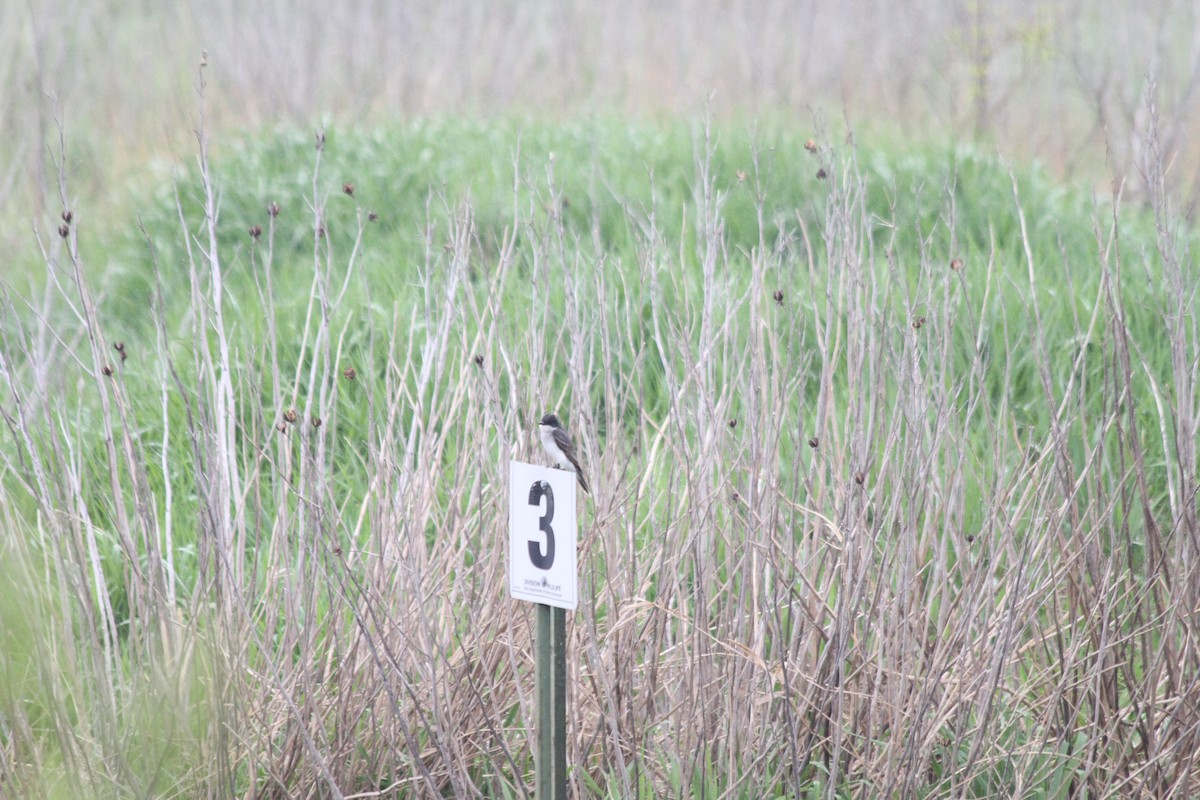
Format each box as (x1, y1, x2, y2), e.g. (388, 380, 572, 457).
(528, 480, 556, 569)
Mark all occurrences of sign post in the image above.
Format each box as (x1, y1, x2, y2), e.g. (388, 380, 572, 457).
(509, 461, 577, 799)
(535, 604, 567, 797)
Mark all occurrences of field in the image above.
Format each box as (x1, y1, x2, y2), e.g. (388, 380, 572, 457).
(2, 2, 1200, 799)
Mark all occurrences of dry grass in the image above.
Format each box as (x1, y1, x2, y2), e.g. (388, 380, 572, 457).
(1, 55, 1199, 795)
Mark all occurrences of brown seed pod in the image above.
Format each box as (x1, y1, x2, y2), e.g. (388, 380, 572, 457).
(311, 416, 322, 428)
(804, 139, 817, 152)
(102, 364, 113, 376)
(113, 341, 128, 362)
(808, 436, 819, 449)
(854, 471, 865, 485)
(315, 130, 326, 150)
(342, 367, 356, 380)
(342, 182, 354, 197)
(773, 289, 784, 305)
(728, 418, 737, 428)
(333, 545, 343, 557)
(950, 258, 962, 271)
(283, 408, 298, 423)
(58, 224, 70, 238)
(966, 534, 975, 543)
(62, 210, 73, 223)
(367, 212, 378, 222)
(276, 422, 287, 434)
(736, 170, 747, 183)
(473, 354, 484, 367)
(268, 202, 280, 218)
(249, 225, 262, 239)
(816, 168, 828, 180)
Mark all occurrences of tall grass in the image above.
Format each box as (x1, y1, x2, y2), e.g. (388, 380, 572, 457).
(1, 93, 1199, 797)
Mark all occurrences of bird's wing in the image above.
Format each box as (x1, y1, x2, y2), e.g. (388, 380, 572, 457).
(552, 427, 578, 462)
(553, 427, 589, 492)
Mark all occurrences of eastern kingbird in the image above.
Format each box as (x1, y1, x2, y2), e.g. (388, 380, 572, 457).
(538, 413, 590, 494)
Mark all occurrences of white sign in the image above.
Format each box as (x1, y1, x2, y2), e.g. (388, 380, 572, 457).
(509, 460, 578, 610)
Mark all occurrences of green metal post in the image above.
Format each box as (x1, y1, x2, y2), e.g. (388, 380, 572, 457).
(536, 603, 568, 798)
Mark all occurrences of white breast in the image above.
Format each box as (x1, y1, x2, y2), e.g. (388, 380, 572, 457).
(538, 425, 570, 468)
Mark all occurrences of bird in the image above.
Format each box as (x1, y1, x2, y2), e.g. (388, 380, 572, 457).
(538, 413, 590, 494)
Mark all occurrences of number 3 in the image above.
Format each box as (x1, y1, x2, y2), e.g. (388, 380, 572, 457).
(528, 480, 555, 569)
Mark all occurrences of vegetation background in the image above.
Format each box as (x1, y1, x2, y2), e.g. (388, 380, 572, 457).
(4, 0, 1200, 230)
(1, 1, 1199, 798)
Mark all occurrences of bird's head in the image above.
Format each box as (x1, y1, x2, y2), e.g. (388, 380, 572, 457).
(539, 413, 560, 428)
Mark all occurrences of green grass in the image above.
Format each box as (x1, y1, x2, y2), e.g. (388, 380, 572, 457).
(1, 114, 1197, 798)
